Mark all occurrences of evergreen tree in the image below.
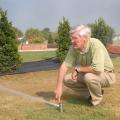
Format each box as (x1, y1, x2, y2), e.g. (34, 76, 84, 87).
(56, 17, 71, 62)
(0, 8, 21, 72)
(89, 17, 115, 46)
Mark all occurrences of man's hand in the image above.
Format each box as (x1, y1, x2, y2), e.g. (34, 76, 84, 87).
(54, 85, 63, 103)
(71, 70, 78, 81)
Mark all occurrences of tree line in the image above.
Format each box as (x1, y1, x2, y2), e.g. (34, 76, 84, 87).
(13, 26, 57, 44)
(25, 27, 57, 44)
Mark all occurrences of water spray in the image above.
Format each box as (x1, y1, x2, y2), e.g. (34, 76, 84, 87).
(0, 85, 63, 112)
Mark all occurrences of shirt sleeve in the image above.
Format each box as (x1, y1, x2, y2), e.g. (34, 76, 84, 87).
(90, 46, 104, 72)
(63, 46, 77, 68)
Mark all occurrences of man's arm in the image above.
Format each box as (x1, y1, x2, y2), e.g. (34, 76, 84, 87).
(54, 63, 68, 103)
(72, 66, 98, 81)
(75, 66, 97, 73)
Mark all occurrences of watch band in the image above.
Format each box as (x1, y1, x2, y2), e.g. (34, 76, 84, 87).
(75, 68, 79, 73)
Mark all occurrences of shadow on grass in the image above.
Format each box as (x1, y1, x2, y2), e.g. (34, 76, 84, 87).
(36, 91, 89, 106)
(63, 92, 89, 107)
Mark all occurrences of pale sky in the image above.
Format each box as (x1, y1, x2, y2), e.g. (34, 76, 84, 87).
(0, 0, 120, 34)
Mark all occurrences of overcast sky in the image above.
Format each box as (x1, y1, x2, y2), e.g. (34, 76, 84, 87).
(0, 0, 120, 34)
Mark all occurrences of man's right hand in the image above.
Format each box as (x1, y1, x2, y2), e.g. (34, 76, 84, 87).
(54, 85, 63, 103)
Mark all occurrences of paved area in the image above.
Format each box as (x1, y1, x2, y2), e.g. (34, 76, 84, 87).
(19, 48, 57, 52)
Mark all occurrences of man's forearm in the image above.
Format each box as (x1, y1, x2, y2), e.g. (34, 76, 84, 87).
(76, 66, 96, 73)
(56, 64, 68, 87)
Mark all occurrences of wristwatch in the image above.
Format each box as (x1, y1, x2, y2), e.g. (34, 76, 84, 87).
(75, 67, 79, 73)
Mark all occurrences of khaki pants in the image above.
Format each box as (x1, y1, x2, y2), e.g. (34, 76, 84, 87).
(64, 72, 116, 106)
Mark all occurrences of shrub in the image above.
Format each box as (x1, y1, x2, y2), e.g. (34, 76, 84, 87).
(56, 17, 71, 62)
(89, 17, 115, 46)
(0, 8, 21, 72)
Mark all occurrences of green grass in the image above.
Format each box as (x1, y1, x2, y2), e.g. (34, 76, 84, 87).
(19, 51, 56, 62)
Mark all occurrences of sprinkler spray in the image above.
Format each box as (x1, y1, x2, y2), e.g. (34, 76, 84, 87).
(0, 85, 64, 112)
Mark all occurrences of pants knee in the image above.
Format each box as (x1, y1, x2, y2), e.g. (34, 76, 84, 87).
(84, 73, 96, 84)
(64, 74, 77, 87)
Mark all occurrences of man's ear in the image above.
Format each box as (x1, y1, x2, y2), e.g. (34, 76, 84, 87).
(84, 35, 89, 41)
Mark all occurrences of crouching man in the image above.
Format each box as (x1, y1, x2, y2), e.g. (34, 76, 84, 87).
(54, 25, 116, 106)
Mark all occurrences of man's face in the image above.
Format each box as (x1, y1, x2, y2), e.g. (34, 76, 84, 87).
(70, 32, 86, 49)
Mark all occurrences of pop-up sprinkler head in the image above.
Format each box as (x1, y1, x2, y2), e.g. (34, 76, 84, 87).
(59, 103, 63, 112)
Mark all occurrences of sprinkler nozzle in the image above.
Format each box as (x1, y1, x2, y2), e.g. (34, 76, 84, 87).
(59, 103, 63, 112)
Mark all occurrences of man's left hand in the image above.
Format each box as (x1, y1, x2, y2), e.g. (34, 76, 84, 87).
(71, 70, 78, 81)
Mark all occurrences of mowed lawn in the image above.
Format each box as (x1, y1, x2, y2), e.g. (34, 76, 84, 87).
(0, 56, 120, 120)
(19, 51, 56, 62)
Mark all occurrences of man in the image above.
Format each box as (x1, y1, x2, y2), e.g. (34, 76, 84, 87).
(54, 25, 116, 106)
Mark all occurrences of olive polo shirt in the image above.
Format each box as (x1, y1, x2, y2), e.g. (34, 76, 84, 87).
(63, 38, 114, 72)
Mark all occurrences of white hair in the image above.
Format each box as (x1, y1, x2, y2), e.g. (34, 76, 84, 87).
(70, 25, 91, 37)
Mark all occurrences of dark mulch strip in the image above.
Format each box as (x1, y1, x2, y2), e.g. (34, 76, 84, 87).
(110, 53, 120, 58)
(0, 58, 60, 76)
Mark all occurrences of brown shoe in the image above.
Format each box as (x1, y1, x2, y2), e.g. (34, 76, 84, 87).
(102, 89, 104, 95)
